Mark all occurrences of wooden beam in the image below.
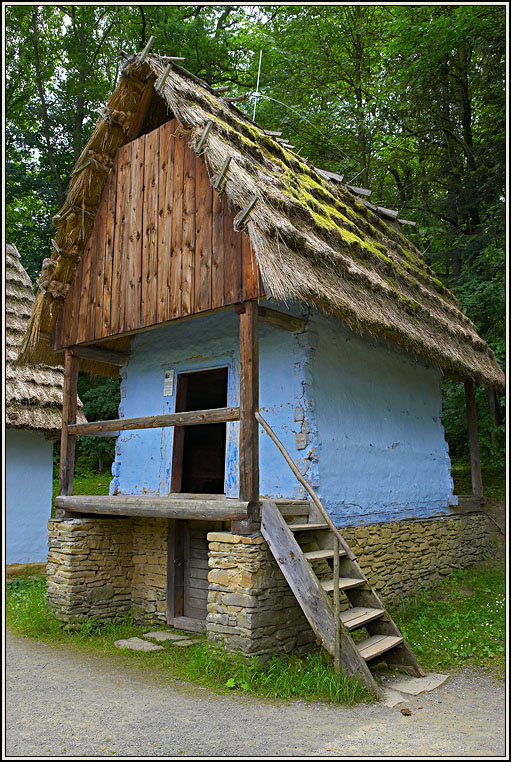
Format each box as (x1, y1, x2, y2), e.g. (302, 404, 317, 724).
(58, 349, 79, 514)
(258, 306, 306, 333)
(68, 406, 240, 436)
(238, 300, 260, 527)
(54, 495, 249, 521)
(464, 380, 483, 497)
(70, 345, 129, 367)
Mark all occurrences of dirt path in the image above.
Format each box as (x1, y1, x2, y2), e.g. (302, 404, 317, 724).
(5, 632, 506, 758)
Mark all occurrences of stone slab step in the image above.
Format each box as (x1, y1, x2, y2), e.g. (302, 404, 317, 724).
(357, 634, 404, 662)
(340, 606, 385, 630)
(143, 631, 190, 642)
(114, 637, 163, 652)
(321, 577, 365, 592)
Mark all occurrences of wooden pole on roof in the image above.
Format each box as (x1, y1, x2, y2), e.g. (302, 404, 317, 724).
(464, 379, 484, 498)
(235, 300, 260, 532)
(57, 348, 79, 516)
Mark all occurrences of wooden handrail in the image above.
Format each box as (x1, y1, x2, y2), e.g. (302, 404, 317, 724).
(68, 406, 240, 437)
(255, 411, 356, 561)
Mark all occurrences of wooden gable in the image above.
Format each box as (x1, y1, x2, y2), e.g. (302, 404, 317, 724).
(55, 118, 263, 349)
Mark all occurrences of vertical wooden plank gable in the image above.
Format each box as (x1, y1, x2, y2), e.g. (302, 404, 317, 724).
(110, 143, 131, 336)
(181, 136, 196, 316)
(195, 157, 213, 313)
(170, 129, 185, 319)
(157, 119, 175, 324)
(101, 155, 119, 339)
(142, 127, 159, 327)
(123, 137, 145, 333)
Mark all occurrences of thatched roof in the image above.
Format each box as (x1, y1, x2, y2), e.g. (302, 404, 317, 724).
(6, 244, 86, 432)
(19, 53, 504, 391)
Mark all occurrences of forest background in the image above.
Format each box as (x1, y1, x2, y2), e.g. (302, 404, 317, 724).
(5, 4, 506, 477)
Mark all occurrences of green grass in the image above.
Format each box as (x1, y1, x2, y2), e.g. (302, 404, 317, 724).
(52, 472, 112, 503)
(451, 461, 506, 500)
(391, 558, 505, 677)
(5, 574, 371, 706)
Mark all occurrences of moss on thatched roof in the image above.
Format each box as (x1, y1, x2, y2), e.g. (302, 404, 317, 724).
(18, 54, 504, 391)
(6, 244, 86, 432)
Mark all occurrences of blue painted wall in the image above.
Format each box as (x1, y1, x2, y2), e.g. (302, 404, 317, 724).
(112, 303, 455, 525)
(6, 429, 54, 563)
(309, 310, 456, 525)
(112, 306, 311, 500)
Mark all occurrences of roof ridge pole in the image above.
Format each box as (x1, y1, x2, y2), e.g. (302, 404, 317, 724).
(464, 379, 484, 499)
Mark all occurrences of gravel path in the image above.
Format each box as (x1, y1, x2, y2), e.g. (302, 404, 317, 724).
(5, 632, 506, 758)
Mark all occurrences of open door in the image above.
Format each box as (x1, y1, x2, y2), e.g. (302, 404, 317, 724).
(171, 367, 228, 494)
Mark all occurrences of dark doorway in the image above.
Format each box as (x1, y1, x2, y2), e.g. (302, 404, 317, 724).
(171, 367, 228, 494)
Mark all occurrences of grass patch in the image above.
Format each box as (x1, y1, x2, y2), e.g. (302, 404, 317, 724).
(52, 472, 112, 503)
(451, 461, 506, 500)
(5, 575, 371, 706)
(391, 558, 505, 677)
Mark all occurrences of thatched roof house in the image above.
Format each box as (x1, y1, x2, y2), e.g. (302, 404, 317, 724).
(18, 53, 504, 392)
(27, 50, 500, 687)
(6, 243, 85, 431)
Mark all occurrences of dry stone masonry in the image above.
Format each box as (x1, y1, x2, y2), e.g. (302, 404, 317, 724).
(47, 511, 491, 651)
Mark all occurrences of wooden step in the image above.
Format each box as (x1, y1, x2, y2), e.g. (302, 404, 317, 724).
(321, 577, 365, 592)
(357, 634, 404, 662)
(303, 548, 347, 561)
(340, 606, 385, 630)
(289, 523, 329, 532)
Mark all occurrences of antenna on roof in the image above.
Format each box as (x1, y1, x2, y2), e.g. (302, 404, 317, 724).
(252, 50, 263, 121)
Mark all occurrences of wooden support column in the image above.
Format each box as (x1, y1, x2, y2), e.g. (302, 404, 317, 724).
(57, 349, 79, 516)
(234, 300, 260, 533)
(464, 379, 483, 499)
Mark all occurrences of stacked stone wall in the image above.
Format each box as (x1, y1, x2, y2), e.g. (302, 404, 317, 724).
(46, 517, 133, 626)
(342, 512, 492, 604)
(206, 532, 316, 658)
(130, 518, 168, 625)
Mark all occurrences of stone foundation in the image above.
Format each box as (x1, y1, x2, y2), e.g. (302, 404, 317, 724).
(342, 511, 492, 604)
(46, 511, 491, 650)
(206, 531, 316, 658)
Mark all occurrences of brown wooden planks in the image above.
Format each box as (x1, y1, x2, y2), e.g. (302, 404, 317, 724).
(110, 143, 131, 336)
(170, 130, 185, 318)
(54, 120, 266, 350)
(157, 119, 175, 323)
(181, 140, 196, 316)
(101, 158, 118, 339)
(194, 156, 212, 313)
(211, 189, 224, 309)
(242, 232, 260, 300)
(141, 128, 159, 327)
(122, 137, 144, 332)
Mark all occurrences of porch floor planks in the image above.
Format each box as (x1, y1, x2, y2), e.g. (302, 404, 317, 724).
(54, 494, 249, 521)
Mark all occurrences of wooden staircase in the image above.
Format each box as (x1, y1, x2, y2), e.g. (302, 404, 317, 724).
(260, 499, 425, 699)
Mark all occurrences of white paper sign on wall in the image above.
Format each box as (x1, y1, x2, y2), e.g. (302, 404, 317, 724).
(163, 369, 175, 396)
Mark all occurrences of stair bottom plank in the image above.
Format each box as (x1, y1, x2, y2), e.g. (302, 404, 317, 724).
(357, 634, 403, 661)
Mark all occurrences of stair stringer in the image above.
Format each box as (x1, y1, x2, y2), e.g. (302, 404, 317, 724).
(260, 500, 382, 698)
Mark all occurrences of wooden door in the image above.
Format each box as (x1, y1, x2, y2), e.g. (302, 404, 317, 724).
(167, 519, 218, 631)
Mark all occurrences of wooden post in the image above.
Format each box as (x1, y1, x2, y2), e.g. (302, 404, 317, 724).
(235, 300, 259, 532)
(464, 379, 483, 498)
(57, 349, 79, 516)
(333, 535, 341, 675)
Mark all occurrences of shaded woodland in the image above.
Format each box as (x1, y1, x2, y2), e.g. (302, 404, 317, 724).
(5, 5, 505, 470)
